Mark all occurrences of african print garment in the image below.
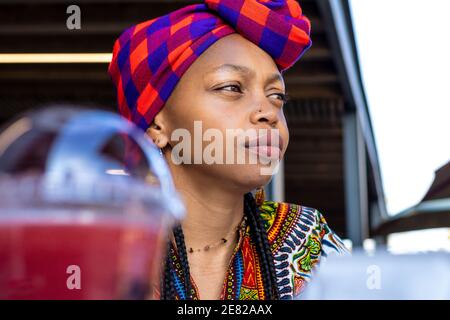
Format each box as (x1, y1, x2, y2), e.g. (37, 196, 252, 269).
(168, 200, 348, 300)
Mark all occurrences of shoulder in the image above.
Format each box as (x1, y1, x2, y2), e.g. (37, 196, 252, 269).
(258, 200, 348, 255)
(257, 200, 349, 299)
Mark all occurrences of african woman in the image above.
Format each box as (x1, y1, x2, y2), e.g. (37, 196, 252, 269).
(109, 0, 348, 300)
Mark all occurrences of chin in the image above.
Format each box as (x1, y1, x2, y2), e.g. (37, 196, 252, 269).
(225, 163, 275, 192)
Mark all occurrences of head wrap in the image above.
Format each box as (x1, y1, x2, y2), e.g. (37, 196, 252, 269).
(108, 0, 312, 131)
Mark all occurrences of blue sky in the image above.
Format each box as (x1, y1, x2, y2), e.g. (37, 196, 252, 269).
(349, 0, 450, 215)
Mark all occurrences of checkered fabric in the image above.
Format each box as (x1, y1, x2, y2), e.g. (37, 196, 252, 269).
(108, 0, 312, 131)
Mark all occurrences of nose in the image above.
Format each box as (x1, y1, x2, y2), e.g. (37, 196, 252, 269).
(249, 100, 279, 128)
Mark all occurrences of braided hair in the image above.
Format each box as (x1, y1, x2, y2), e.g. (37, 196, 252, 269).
(160, 192, 280, 300)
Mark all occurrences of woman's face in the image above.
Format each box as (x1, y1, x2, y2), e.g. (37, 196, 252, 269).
(149, 33, 290, 192)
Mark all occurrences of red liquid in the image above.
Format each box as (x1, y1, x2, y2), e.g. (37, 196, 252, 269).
(0, 220, 165, 299)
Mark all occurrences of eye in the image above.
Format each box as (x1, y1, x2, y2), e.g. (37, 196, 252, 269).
(216, 84, 243, 93)
(269, 92, 289, 104)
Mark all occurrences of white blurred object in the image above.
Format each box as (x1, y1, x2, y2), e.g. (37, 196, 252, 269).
(388, 228, 450, 254)
(342, 239, 353, 252)
(363, 238, 376, 256)
(300, 250, 450, 300)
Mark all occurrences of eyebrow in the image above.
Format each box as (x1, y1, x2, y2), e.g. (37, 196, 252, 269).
(207, 63, 254, 77)
(206, 63, 284, 87)
(265, 73, 284, 86)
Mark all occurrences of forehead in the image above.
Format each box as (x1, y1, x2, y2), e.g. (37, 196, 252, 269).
(191, 33, 281, 77)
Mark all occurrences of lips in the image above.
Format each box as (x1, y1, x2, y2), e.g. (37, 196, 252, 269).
(247, 145, 280, 159)
(243, 131, 284, 160)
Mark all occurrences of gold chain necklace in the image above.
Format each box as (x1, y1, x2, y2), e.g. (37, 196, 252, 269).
(187, 215, 247, 254)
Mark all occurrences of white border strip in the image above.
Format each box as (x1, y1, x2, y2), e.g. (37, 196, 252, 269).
(0, 53, 112, 64)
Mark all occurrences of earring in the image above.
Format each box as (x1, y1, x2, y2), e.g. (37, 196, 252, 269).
(255, 186, 265, 206)
(159, 148, 163, 157)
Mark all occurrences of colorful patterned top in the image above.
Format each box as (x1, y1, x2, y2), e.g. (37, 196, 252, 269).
(167, 200, 349, 300)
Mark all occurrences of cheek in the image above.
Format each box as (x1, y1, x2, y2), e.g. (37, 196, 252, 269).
(166, 101, 243, 153)
(164, 93, 208, 134)
(283, 126, 290, 153)
(189, 94, 243, 131)
(279, 115, 290, 154)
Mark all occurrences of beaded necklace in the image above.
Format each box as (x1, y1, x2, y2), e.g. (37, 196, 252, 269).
(187, 215, 247, 254)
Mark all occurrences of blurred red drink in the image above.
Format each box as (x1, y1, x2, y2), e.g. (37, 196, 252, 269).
(0, 218, 166, 300)
(0, 108, 184, 300)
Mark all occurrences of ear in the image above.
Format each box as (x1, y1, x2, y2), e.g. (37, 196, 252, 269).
(146, 112, 170, 149)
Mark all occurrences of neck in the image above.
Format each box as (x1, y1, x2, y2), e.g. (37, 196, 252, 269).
(168, 165, 246, 251)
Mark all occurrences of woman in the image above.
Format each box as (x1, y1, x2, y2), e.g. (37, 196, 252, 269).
(109, 0, 348, 300)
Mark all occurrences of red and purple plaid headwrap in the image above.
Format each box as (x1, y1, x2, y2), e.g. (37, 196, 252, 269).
(108, 0, 312, 131)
